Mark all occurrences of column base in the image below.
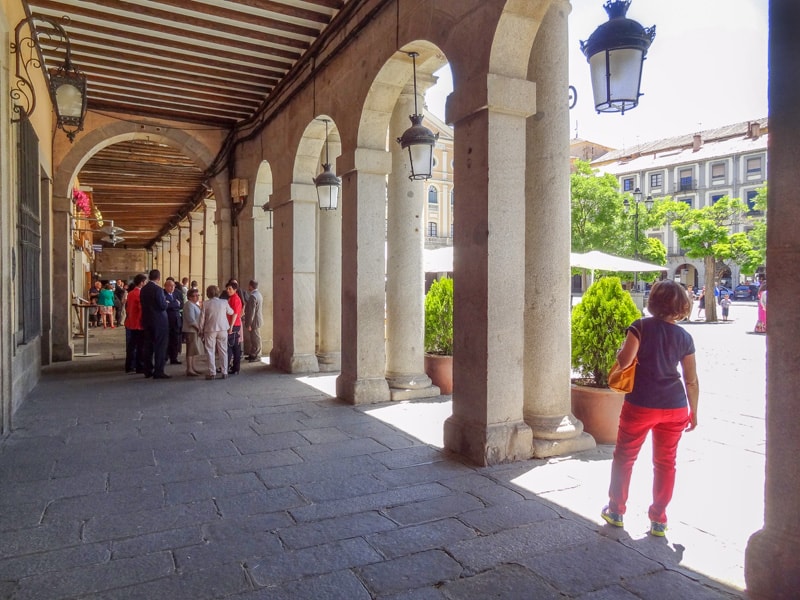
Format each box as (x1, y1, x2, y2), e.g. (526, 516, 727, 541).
(270, 348, 319, 374)
(52, 342, 74, 363)
(336, 375, 391, 405)
(387, 372, 439, 400)
(443, 415, 534, 466)
(745, 527, 800, 599)
(316, 351, 341, 372)
(526, 413, 597, 458)
(390, 385, 441, 401)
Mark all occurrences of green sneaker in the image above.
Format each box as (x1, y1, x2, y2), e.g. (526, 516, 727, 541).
(650, 521, 667, 537)
(601, 506, 624, 527)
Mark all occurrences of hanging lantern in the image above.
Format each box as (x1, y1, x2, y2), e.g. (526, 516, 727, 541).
(313, 119, 341, 211)
(580, 1, 655, 114)
(396, 52, 438, 180)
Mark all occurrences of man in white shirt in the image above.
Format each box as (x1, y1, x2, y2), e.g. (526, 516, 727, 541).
(198, 285, 234, 380)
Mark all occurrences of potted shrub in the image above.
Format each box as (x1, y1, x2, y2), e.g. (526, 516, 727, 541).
(424, 276, 454, 394)
(571, 276, 640, 443)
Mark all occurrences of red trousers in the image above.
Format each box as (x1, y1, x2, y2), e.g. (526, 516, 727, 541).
(608, 402, 690, 524)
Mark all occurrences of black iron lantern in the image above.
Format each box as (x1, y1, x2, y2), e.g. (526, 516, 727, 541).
(313, 119, 341, 211)
(396, 52, 438, 180)
(261, 202, 274, 229)
(11, 15, 87, 142)
(580, 1, 655, 114)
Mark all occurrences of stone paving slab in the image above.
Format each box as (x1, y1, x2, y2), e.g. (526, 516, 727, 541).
(0, 327, 748, 599)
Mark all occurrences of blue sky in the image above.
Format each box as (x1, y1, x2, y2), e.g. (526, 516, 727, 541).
(426, 0, 768, 151)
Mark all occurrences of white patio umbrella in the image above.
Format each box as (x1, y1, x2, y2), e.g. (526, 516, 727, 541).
(423, 246, 453, 272)
(570, 250, 666, 272)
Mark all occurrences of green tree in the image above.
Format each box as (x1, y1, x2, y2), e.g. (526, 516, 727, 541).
(571, 160, 667, 285)
(571, 160, 626, 254)
(744, 184, 767, 274)
(657, 196, 750, 322)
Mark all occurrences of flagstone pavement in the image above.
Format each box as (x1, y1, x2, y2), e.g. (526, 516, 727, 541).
(0, 307, 763, 599)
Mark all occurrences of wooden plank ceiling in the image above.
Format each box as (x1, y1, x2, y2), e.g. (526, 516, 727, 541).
(24, 0, 347, 248)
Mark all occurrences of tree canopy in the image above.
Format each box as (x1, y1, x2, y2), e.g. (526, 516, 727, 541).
(571, 160, 666, 284)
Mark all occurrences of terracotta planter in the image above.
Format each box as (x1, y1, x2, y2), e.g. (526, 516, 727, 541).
(424, 354, 453, 395)
(570, 383, 625, 445)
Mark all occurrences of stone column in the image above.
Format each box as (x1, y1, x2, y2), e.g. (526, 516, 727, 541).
(168, 234, 180, 279)
(252, 207, 273, 354)
(51, 191, 74, 361)
(216, 202, 233, 281)
(442, 74, 536, 466)
(317, 199, 342, 372)
(270, 183, 319, 373)
(178, 223, 190, 281)
(203, 199, 218, 286)
(160, 236, 171, 276)
(336, 148, 391, 404)
(188, 212, 204, 291)
(745, 1, 800, 596)
(524, 0, 594, 457)
(385, 85, 438, 400)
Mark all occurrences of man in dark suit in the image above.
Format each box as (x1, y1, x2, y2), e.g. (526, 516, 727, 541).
(139, 269, 170, 379)
(164, 278, 183, 365)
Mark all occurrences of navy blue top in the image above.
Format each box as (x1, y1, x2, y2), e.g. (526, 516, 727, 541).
(626, 317, 695, 409)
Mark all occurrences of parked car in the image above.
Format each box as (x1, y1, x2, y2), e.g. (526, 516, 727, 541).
(734, 284, 760, 301)
(716, 286, 735, 302)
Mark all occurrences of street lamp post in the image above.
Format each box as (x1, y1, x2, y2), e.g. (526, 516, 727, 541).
(623, 187, 653, 291)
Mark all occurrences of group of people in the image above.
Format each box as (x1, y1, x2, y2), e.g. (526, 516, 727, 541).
(85, 279, 128, 329)
(120, 271, 263, 380)
(685, 281, 767, 330)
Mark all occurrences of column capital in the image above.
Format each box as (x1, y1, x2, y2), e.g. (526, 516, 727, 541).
(338, 147, 391, 177)
(446, 73, 536, 125)
(270, 182, 318, 207)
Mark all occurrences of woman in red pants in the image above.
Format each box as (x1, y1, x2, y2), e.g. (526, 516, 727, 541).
(601, 280, 700, 537)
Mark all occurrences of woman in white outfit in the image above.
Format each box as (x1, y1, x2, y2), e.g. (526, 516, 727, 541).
(198, 285, 234, 380)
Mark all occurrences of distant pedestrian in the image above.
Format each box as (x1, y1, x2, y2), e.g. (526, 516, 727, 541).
(97, 283, 116, 329)
(755, 282, 767, 333)
(199, 285, 234, 380)
(181, 287, 203, 376)
(601, 280, 699, 538)
(164, 279, 183, 365)
(720, 294, 732, 321)
(244, 280, 263, 362)
(225, 281, 244, 375)
(696, 286, 706, 321)
(140, 269, 170, 379)
(124, 274, 147, 374)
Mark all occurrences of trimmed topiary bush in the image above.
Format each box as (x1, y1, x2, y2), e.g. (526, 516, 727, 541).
(571, 276, 640, 388)
(424, 276, 453, 355)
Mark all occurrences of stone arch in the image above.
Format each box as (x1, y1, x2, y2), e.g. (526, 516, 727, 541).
(357, 43, 447, 155)
(675, 263, 700, 288)
(294, 116, 342, 186)
(53, 121, 220, 209)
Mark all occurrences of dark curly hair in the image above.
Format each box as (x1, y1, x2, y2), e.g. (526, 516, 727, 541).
(647, 280, 691, 321)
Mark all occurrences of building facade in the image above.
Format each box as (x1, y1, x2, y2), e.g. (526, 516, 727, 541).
(591, 119, 768, 288)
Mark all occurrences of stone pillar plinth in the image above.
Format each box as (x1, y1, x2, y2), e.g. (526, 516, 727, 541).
(385, 85, 438, 400)
(442, 74, 536, 465)
(524, 0, 594, 457)
(317, 198, 342, 372)
(270, 183, 319, 373)
(745, 2, 800, 596)
(336, 148, 391, 404)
